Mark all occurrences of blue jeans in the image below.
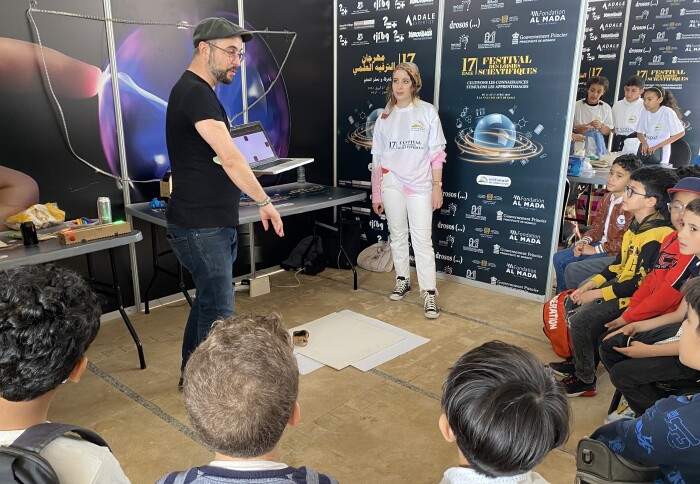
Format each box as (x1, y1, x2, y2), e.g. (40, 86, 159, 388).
(564, 255, 615, 290)
(584, 129, 608, 157)
(166, 224, 238, 372)
(552, 242, 609, 293)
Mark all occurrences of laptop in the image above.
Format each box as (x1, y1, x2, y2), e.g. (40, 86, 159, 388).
(218, 121, 314, 175)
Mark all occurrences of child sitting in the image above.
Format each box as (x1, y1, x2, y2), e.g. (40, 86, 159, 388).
(591, 277, 700, 483)
(636, 86, 685, 166)
(573, 76, 614, 157)
(549, 167, 678, 397)
(611, 75, 645, 153)
(439, 341, 570, 483)
(553, 154, 642, 293)
(600, 191, 700, 418)
(0, 265, 129, 483)
(157, 314, 337, 484)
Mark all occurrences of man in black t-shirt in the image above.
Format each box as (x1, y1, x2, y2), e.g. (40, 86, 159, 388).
(165, 17, 283, 386)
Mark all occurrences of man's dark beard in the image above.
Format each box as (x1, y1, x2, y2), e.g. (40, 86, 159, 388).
(209, 51, 236, 85)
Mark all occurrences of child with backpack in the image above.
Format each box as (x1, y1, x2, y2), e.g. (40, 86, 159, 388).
(0, 265, 129, 483)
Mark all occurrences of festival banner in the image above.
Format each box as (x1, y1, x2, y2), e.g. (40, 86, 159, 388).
(336, 0, 440, 241)
(579, 0, 628, 106)
(619, 1, 700, 156)
(436, 0, 586, 300)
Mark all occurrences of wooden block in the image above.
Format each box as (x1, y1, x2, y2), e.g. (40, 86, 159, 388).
(58, 222, 132, 245)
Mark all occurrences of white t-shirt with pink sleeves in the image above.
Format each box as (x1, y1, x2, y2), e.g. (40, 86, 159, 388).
(371, 100, 446, 202)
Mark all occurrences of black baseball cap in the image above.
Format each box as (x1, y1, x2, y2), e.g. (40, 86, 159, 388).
(192, 17, 253, 46)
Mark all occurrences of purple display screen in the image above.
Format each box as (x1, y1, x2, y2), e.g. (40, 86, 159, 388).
(231, 126, 276, 164)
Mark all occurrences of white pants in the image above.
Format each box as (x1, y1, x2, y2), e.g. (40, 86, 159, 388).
(382, 171, 436, 291)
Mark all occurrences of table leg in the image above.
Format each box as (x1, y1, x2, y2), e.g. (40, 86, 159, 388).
(248, 222, 256, 277)
(586, 187, 595, 226)
(336, 206, 357, 290)
(86, 252, 95, 280)
(143, 223, 159, 314)
(142, 222, 193, 312)
(109, 248, 146, 369)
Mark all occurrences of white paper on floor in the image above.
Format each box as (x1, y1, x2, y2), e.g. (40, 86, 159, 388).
(295, 354, 325, 375)
(337, 310, 430, 372)
(290, 311, 430, 373)
(289, 312, 405, 370)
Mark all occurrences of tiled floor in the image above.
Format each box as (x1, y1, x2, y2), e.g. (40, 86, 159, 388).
(50, 268, 616, 484)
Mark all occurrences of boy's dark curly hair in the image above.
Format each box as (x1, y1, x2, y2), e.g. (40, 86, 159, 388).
(0, 264, 101, 401)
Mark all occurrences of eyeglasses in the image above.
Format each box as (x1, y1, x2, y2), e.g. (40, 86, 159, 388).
(625, 185, 651, 198)
(206, 42, 245, 62)
(668, 202, 688, 213)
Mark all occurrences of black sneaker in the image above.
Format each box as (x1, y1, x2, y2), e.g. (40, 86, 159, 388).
(562, 375, 597, 397)
(423, 289, 440, 319)
(548, 357, 575, 377)
(389, 277, 411, 301)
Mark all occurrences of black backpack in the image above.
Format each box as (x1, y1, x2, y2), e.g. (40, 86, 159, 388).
(280, 235, 326, 275)
(576, 438, 658, 484)
(0, 423, 110, 483)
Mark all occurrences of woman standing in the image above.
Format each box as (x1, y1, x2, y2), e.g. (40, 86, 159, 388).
(371, 62, 447, 319)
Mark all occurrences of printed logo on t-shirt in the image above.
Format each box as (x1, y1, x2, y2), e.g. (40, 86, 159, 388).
(616, 214, 626, 228)
(627, 114, 638, 124)
(654, 123, 662, 133)
(388, 139, 424, 150)
(410, 121, 425, 132)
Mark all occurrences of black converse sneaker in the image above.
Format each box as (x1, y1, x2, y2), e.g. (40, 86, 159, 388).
(389, 277, 411, 300)
(423, 289, 440, 319)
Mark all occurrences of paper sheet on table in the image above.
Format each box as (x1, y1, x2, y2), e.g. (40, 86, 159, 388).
(289, 313, 405, 370)
(294, 353, 325, 375)
(337, 310, 430, 372)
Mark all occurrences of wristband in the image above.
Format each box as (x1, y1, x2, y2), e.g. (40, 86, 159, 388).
(257, 196, 272, 208)
(433, 181, 442, 187)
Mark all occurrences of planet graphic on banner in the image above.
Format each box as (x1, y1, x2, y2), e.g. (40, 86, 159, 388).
(455, 112, 542, 164)
(473, 114, 516, 149)
(98, 13, 290, 191)
(346, 107, 383, 150)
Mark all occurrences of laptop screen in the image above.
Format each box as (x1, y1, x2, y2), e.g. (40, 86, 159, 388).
(230, 123, 276, 164)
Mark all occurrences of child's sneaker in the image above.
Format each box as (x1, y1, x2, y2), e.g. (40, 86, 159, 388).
(422, 289, 440, 319)
(548, 357, 575, 377)
(605, 398, 636, 423)
(389, 277, 411, 301)
(562, 375, 597, 397)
